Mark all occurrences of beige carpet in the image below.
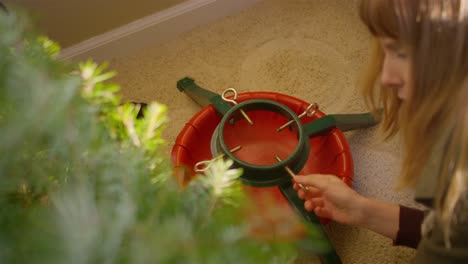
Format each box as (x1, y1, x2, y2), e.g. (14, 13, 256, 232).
(110, 0, 421, 263)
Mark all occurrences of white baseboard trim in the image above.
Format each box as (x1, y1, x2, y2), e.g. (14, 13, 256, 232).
(59, 0, 260, 62)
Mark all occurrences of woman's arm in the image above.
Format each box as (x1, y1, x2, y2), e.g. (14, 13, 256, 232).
(359, 197, 400, 240)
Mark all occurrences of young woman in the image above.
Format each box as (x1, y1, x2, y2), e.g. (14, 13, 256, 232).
(294, 0, 468, 262)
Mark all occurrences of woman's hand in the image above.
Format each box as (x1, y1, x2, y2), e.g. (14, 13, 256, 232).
(293, 174, 367, 226)
(294, 174, 400, 240)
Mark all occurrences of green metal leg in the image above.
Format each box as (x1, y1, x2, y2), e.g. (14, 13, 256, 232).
(177, 77, 232, 115)
(279, 182, 342, 264)
(303, 113, 378, 137)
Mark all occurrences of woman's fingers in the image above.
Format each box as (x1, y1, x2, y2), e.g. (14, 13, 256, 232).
(304, 198, 325, 211)
(297, 185, 321, 199)
(314, 206, 332, 219)
(304, 199, 331, 219)
(294, 174, 335, 189)
(293, 183, 299, 191)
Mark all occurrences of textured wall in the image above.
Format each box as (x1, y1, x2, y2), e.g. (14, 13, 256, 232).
(3, 0, 186, 47)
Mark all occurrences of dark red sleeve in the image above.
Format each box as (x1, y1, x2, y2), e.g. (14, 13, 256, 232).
(394, 205, 425, 248)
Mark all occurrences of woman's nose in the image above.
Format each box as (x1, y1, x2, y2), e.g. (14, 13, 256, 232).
(381, 60, 403, 89)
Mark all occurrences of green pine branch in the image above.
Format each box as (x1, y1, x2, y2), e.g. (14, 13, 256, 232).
(0, 11, 328, 264)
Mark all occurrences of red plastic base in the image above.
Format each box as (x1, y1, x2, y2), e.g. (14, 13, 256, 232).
(171, 92, 353, 224)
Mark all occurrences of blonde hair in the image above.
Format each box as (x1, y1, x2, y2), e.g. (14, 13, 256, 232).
(360, 0, 468, 245)
(437, 79, 468, 247)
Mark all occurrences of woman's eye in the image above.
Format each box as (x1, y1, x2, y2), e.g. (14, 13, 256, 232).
(389, 49, 408, 59)
(396, 51, 408, 59)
